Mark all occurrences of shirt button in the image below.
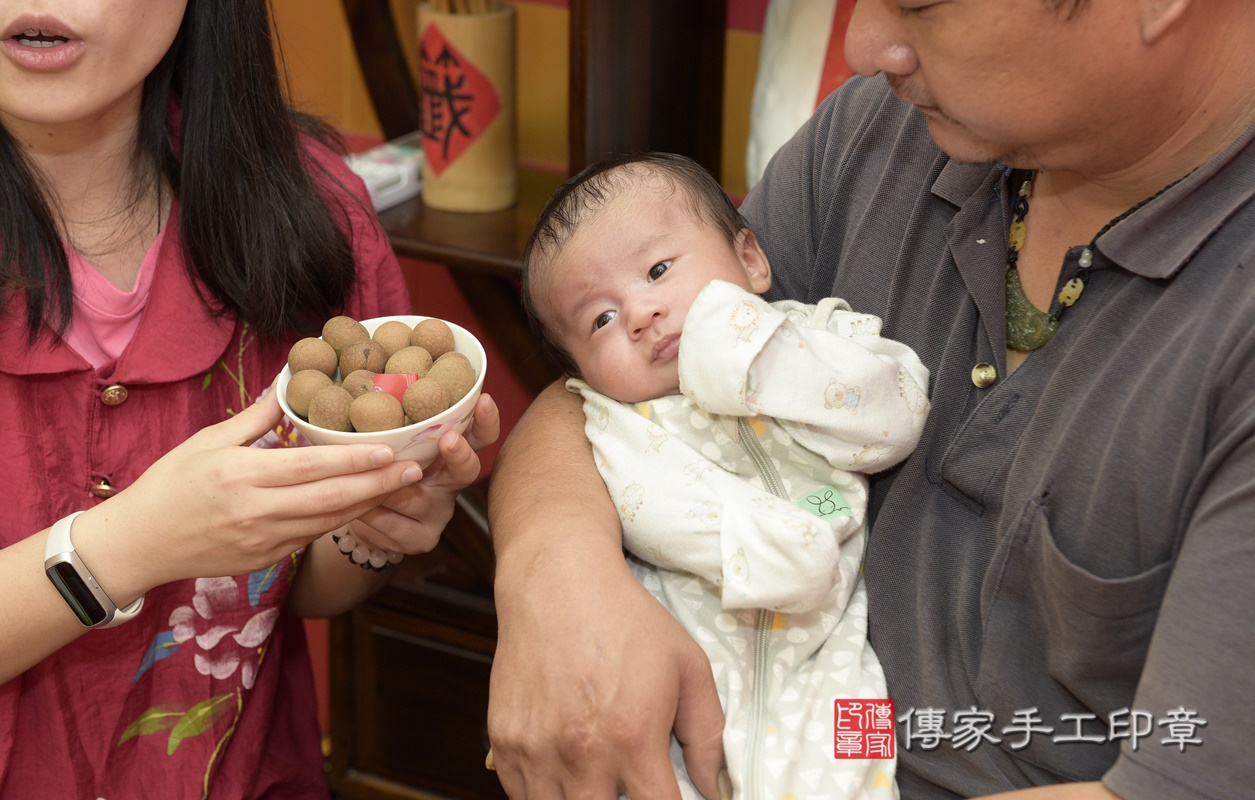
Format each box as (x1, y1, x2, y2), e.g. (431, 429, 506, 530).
(971, 363, 998, 388)
(101, 384, 129, 406)
(91, 478, 117, 498)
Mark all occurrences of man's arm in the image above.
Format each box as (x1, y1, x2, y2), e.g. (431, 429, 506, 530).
(486, 382, 727, 800)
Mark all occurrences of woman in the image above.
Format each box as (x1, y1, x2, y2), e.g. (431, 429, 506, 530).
(0, 1, 497, 796)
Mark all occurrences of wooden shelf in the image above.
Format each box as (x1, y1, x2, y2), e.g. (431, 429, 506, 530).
(377, 166, 566, 397)
(330, 487, 506, 800)
(377, 168, 565, 279)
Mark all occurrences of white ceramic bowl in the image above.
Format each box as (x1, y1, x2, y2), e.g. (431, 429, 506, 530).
(275, 315, 487, 467)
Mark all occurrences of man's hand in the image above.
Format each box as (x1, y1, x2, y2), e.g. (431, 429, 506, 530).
(487, 537, 727, 799)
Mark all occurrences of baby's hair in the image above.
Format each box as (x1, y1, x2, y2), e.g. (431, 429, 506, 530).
(521, 152, 746, 377)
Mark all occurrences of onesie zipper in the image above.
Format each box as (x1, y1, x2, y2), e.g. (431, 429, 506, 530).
(737, 417, 786, 499)
(735, 418, 788, 800)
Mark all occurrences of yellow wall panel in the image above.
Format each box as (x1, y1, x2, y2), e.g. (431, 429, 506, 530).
(271, 1, 756, 187)
(722, 29, 761, 200)
(515, 3, 569, 170)
(272, 0, 373, 132)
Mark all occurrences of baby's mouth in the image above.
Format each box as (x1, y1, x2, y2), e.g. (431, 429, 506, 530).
(652, 333, 681, 362)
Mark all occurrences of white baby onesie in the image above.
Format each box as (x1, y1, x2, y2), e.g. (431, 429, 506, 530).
(572, 280, 930, 800)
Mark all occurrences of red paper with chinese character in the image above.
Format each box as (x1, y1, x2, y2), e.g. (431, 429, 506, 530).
(419, 23, 502, 176)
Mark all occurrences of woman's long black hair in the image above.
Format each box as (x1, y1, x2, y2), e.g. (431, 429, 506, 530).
(0, 0, 360, 343)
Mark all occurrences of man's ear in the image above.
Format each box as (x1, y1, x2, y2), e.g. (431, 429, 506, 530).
(1139, 0, 1191, 44)
(736, 229, 773, 294)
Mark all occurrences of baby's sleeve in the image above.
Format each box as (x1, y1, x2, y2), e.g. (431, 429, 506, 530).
(679, 280, 929, 473)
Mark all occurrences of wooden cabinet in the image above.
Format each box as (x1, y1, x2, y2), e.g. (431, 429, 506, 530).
(330, 2, 725, 797)
(329, 486, 506, 799)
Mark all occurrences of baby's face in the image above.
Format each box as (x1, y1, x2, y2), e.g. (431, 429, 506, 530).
(536, 182, 770, 403)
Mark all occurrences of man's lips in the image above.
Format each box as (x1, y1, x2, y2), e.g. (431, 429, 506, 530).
(898, 93, 940, 113)
(886, 77, 939, 111)
(652, 333, 681, 362)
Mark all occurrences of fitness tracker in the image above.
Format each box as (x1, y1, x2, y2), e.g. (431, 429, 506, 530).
(44, 511, 144, 629)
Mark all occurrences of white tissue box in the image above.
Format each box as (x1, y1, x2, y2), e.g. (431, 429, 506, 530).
(345, 131, 424, 212)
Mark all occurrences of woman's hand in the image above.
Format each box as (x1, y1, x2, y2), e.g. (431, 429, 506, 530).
(344, 391, 500, 554)
(67, 388, 452, 602)
(284, 392, 500, 618)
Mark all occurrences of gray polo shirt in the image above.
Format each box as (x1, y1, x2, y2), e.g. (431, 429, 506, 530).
(744, 76, 1255, 800)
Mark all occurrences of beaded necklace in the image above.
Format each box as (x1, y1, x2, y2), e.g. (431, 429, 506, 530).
(1004, 170, 1181, 352)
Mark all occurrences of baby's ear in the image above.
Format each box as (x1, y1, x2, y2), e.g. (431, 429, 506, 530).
(737, 228, 773, 294)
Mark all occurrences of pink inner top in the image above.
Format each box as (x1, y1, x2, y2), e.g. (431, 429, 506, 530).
(62, 228, 166, 368)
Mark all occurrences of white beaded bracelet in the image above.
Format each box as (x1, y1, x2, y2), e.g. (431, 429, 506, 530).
(330, 526, 405, 572)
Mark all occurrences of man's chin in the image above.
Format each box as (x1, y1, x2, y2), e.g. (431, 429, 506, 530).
(921, 115, 1012, 166)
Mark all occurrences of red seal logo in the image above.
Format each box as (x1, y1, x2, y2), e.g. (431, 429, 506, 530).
(834, 699, 896, 759)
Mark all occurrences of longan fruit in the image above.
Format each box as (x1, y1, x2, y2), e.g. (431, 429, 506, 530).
(349, 391, 405, 433)
(402, 377, 451, 423)
(340, 369, 377, 399)
(385, 345, 434, 376)
(426, 357, 477, 404)
(286, 369, 333, 418)
(288, 337, 338, 378)
(322, 316, 368, 352)
(372, 320, 414, 358)
(307, 385, 354, 432)
(411, 319, 455, 359)
(338, 337, 388, 375)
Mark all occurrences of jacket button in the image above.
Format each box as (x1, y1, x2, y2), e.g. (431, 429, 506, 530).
(971, 363, 998, 388)
(101, 384, 129, 406)
(91, 478, 117, 498)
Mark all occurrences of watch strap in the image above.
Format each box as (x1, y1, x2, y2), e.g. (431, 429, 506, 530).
(44, 511, 145, 629)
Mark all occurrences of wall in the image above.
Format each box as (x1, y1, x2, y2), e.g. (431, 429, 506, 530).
(271, 0, 768, 198)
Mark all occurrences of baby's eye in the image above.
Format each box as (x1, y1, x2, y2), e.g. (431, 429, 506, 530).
(647, 261, 672, 281)
(594, 310, 616, 330)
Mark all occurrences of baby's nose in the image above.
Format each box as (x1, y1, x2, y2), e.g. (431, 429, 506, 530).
(627, 302, 665, 337)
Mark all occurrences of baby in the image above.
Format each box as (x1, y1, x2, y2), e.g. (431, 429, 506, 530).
(520, 152, 929, 799)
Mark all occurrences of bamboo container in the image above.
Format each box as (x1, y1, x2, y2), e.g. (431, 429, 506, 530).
(417, 2, 517, 212)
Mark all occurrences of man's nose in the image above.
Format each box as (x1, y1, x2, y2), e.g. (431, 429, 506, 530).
(844, 0, 920, 78)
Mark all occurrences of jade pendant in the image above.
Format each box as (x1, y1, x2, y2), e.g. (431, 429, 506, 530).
(1005, 266, 1058, 351)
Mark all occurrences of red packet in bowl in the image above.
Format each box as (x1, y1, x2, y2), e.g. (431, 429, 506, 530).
(368, 373, 421, 404)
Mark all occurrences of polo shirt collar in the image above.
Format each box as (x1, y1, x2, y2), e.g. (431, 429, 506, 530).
(1104, 119, 1255, 279)
(931, 117, 1255, 282)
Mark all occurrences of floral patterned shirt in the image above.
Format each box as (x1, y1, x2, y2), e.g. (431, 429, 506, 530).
(0, 140, 409, 799)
